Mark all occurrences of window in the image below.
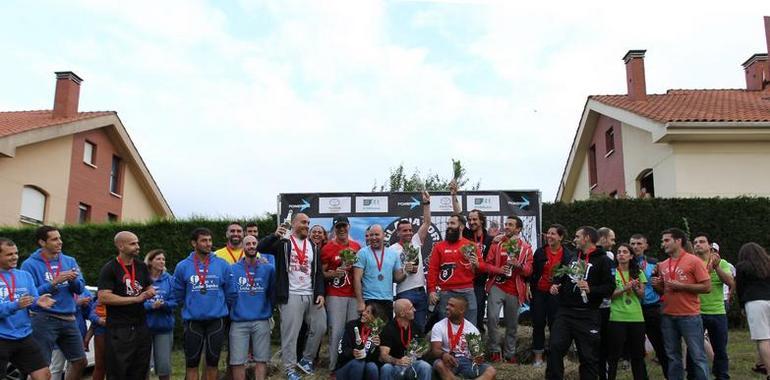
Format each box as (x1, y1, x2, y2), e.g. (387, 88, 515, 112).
(588, 144, 598, 188)
(110, 155, 121, 194)
(83, 141, 96, 166)
(108, 213, 118, 222)
(638, 169, 655, 198)
(609, 190, 618, 199)
(605, 127, 615, 156)
(78, 203, 91, 224)
(20, 186, 46, 224)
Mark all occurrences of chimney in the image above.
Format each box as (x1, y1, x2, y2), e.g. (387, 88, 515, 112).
(742, 54, 768, 91)
(52, 71, 83, 119)
(764, 16, 770, 85)
(623, 50, 647, 101)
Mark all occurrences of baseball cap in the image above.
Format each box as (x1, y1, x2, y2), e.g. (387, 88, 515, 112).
(333, 216, 350, 227)
(711, 242, 720, 252)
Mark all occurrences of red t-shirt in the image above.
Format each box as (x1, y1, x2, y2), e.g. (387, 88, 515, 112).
(537, 246, 564, 292)
(657, 251, 710, 316)
(321, 239, 362, 298)
(427, 238, 475, 292)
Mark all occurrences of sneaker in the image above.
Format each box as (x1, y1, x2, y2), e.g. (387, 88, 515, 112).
(286, 370, 302, 380)
(489, 352, 502, 363)
(506, 356, 518, 364)
(533, 360, 544, 368)
(297, 358, 314, 374)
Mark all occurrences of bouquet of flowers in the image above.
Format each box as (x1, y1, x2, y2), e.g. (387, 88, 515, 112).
(339, 248, 358, 268)
(500, 238, 521, 260)
(551, 260, 590, 303)
(464, 332, 484, 375)
(403, 243, 421, 263)
(399, 338, 431, 377)
(367, 317, 387, 337)
(461, 243, 477, 261)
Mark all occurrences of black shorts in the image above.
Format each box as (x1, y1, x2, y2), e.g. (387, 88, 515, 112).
(0, 336, 48, 378)
(183, 318, 226, 368)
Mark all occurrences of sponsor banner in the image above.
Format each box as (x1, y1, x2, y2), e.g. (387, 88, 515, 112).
(356, 196, 388, 213)
(430, 195, 458, 213)
(318, 197, 352, 214)
(466, 194, 500, 212)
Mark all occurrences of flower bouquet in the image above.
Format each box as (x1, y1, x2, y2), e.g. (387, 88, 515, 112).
(461, 243, 477, 261)
(339, 248, 358, 269)
(367, 317, 387, 337)
(399, 338, 431, 377)
(551, 260, 589, 303)
(465, 332, 484, 375)
(403, 243, 421, 263)
(501, 238, 521, 260)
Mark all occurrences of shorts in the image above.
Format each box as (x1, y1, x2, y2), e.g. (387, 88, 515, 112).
(229, 320, 271, 365)
(183, 318, 226, 368)
(31, 313, 86, 364)
(746, 300, 770, 340)
(0, 336, 48, 377)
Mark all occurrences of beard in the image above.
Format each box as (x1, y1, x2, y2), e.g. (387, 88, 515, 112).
(445, 227, 461, 243)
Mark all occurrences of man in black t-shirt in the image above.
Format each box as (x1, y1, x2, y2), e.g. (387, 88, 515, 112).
(379, 299, 432, 380)
(97, 231, 156, 380)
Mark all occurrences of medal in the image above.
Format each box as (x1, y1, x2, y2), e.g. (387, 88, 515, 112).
(378, 274, 384, 281)
(625, 298, 632, 305)
(117, 256, 138, 294)
(290, 236, 308, 269)
(372, 246, 385, 281)
(42, 254, 62, 284)
(200, 287, 207, 294)
(250, 290, 257, 296)
(193, 254, 210, 295)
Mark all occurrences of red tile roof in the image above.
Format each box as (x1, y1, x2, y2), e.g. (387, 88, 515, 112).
(590, 88, 770, 123)
(0, 110, 115, 138)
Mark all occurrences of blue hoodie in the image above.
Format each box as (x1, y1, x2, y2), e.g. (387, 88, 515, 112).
(145, 272, 177, 333)
(0, 269, 40, 340)
(172, 252, 232, 321)
(21, 249, 85, 315)
(228, 258, 275, 321)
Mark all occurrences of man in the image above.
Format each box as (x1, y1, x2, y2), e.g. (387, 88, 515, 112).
(686, 233, 734, 380)
(478, 215, 533, 363)
(650, 228, 711, 380)
(391, 191, 432, 331)
(228, 234, 275, 380)
(431, 295, 497, 380)
(245, 222, 260, 239)
(0, 238, 56, 380)
(21, 226, 88, 380)
(597, 227, 616, 380)
(97, 231, 156, 380)
(257, 213, 326, 380)
(546, 226, 615, 380)
(379, 299, 433, 380)
(353, 224, 406, 320)
(630, 233, 668, 378)
(216, 222, 245, 265)
(530, 224, 572, 367)
(172, 228, 233, 380)
(450, 181, 494, 334)
(427, 213, 478, 325)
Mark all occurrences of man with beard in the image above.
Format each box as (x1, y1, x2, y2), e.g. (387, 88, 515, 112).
(450, 181, 494, 334)
(321, 216, 362, 371)
(97, 231, 156, 380)
(546, 226, 615, 380)
(245, 222, 259, 239)
(427, 214, 478, 325)
(216, 222, 245, 265)
(257, 213, 326, 380)
(353, 224, 406, 320)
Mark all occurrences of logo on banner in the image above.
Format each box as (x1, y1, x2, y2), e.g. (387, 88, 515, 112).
(357, 196, 388, 213)
(468, 195, 500, 212)
(430, 196, 457, 212)
(439, 263, 455, 281)
(288, 199, 311, 212)
(319, 197, 352, 214)
(507, 196, 530, 210)
(397, 197, 421, 210)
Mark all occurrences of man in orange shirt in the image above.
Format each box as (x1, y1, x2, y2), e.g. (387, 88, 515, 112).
(651, 228, 711, 380)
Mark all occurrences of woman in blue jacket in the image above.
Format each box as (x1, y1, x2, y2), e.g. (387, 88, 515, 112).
(144, 249, 177, 380)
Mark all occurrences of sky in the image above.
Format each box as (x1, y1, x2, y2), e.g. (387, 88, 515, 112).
(1, 1, 769, 218)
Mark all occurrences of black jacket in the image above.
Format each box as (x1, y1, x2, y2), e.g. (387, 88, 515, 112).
(736, 263, 770, 307)
(335, 319, 381, 371)
(256, 234, 325, 305)
(554, 246, 615, 309)
(530, 245, 574, 288)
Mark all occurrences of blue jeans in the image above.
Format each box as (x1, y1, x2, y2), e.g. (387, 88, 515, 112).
(151, 331, 173, 376)
(31, 313, 86, 364)
(396, 288, 428, 332)
(686, 314, 729, 380)
(661, 315, 709, 380)
(336, 359, 379, 380)
(380, 360, 431, 380)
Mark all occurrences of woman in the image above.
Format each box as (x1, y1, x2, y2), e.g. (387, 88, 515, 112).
(335, 303, 384, 380)
(736, 242, 770, 380)
(607, 243, 647, 380)
(144, 249, 177, 380)
(310, 225, 328, 249)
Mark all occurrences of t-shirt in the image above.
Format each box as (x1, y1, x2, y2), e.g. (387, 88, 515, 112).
(700, 258, 732, 315)
(657, 252, 711, 316)
(288, 237, 314, 295)
(537, 246, 564, 292)
(97, 257, 151, 327)
(430, 318, 480, 358)
(391, 235, 425, 294)
(215, 246, 243, 265)
(321, 239, 362, 298)
(609, 270, 647, 322)
(354, 245, 402, 300)
(380, 319, 425, 359)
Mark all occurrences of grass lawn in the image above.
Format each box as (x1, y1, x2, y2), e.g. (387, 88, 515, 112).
(162, 327, 762, 379)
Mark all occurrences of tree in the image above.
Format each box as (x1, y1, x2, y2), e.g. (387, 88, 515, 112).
(372, 159, 480, 192)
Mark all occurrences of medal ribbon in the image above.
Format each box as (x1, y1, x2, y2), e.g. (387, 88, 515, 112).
(373, 247, 385, 273)
(243, 260, 256, 288)
(43, 254, 61, 281)
(226, 246, 242, 263)
(668, 251, 687, 281)
(447, 319, 465, 353)
(290, 236, 308, 266)
(400, 323, 412, 348)
(193, 254, 210, 288)
(0, 271, 16, 302)
(360, 324, 372, 346)
(117, 256, 137, 293)
(474, 233, 483, 256)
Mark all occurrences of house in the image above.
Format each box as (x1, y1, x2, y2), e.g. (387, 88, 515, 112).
(557, 16, 770, 202)
(0, 71, 173, 226)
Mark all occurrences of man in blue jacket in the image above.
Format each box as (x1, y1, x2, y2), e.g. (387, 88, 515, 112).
(228, 234, 275, 380)
(0, 237, 56, 380)
(21, 226, 87, 380)
(173, 228, 233, 380)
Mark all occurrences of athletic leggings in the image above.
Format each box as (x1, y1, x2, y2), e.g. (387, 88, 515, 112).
(183, 318, 226, 368)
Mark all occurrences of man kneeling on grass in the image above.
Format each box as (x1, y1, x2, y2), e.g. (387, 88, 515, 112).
(431, 295, 496, 380)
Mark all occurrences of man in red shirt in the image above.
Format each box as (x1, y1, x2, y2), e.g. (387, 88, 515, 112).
(320, 216, 361, 371)
(428, 213, 478, 326)
(651, 228, 711, 380)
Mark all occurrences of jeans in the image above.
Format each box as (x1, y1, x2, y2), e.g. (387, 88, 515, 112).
(150, 331, 173, 376)
(686, 314, 729, 380)
(380, 360, 431, 380)
(661, 315, 709, 380)
(396, 288, 428, 332)
(531, 288, 559, 353)
(335, 359, 379, 380)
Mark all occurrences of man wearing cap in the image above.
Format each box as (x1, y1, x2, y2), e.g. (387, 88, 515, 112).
(353, 225, 406, 320)
(321, 215, 362, 371)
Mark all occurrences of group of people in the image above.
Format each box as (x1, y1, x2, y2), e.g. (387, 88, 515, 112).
(1, 191, 770, 380)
